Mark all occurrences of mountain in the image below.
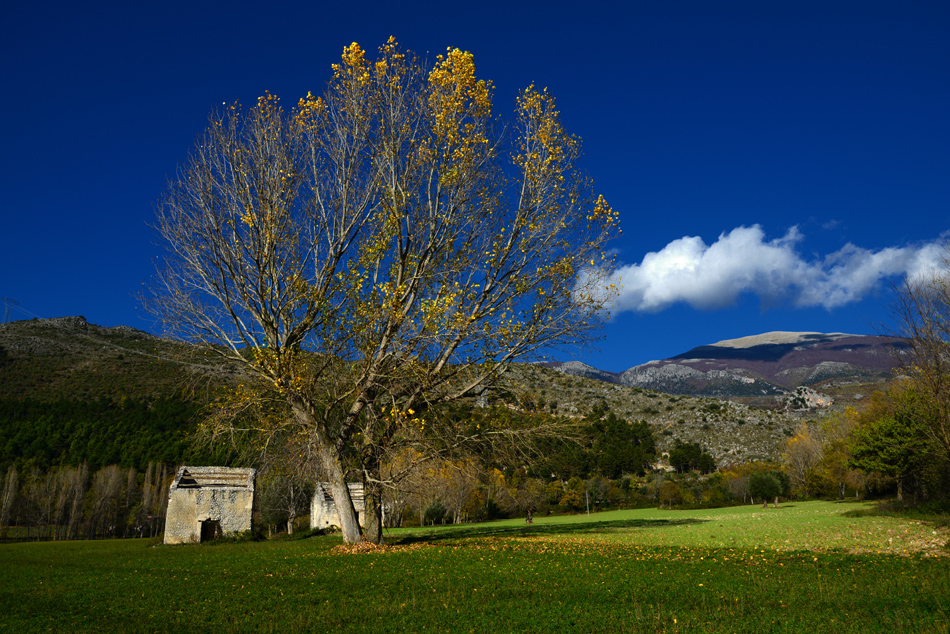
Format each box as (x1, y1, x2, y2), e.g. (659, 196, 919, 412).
(548, 331, 905, 398)
(535, 360, 621, 384)
(0, 315, 232, 401)
(0, 318, 898, 467)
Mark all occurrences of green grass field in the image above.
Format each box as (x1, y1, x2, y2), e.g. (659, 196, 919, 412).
(2, 501, 948, 633)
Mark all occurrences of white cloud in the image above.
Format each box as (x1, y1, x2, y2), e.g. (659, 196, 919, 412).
(603, 225, 946, 313)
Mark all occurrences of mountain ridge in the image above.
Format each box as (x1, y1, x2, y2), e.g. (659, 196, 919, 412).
(547, 331, 904, 397)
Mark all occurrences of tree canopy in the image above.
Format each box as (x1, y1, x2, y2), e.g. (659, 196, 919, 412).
(748, 470, 790, 506)
(848, 385, 942, 503)
(668, 440, 716, 474)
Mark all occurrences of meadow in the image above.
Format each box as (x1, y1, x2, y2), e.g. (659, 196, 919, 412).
(2, 501, 948, 633)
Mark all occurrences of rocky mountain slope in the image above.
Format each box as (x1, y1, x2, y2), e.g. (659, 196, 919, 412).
(547, 331, 904, 398)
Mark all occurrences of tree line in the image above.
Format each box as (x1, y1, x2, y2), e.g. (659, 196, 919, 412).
(0, 462, 171, 541)
(782, 386, 950, 507)
(375, 456, 791, 529)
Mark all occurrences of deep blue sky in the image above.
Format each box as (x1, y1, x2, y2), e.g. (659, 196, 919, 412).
(2, 0, 948, 373)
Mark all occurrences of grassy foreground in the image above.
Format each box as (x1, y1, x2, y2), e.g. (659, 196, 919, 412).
(2, 501, 948, 633)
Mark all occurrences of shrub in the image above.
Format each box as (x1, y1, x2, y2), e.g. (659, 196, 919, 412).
(658, 481, 684, 508)
(423, 501, 447, 525)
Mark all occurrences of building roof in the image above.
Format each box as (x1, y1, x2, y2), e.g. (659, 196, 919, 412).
(170, 466, 256, 491)
(314, 482, 364, 507)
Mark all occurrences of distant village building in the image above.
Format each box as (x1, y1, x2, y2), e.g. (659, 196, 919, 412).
(310, 482, 366, 529)
(164, 466, 256, 544)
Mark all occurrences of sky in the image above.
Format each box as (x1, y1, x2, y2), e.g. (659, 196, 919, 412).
(2, 0, 948, 373)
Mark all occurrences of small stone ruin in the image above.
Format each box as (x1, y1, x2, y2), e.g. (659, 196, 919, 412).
(164, 466, 256, 544)
(310, 482, 365, 530)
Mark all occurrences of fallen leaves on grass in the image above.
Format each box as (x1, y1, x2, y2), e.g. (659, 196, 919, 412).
(332, 541, 432, 555)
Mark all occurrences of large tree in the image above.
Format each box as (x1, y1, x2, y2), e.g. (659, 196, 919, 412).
(848, 385, 934, 503)
(149, 39, 618, 543)
(782, 422, 823, 496)
(589, 413, 655, 478)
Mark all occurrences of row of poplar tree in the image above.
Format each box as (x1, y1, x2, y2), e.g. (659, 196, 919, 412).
(0, 462, 171, 541)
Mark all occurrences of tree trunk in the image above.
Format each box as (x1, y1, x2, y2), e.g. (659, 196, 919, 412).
(286, 483, 296, 536)
(324, 461, 362, 544)
(293, 404, 363, 543)
(319, 447, 361, 542)
(360, 448, 387, 545)
(363, 477, 384, 545)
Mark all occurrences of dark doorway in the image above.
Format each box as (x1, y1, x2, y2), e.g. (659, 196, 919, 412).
(200, 520, 220, 542)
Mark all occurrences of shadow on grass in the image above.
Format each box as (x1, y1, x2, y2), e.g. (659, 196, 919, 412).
(391, 517, 709, 545)
(841, 500, 950, 527)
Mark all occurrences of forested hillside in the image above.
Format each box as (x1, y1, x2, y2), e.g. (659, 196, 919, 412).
(0, 317, 244, 473)
(0, 396, 233, 472)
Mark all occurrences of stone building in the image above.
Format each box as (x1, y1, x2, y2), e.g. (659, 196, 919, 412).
(310, 482, 365, 529)
(163, 466, 256, 544)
